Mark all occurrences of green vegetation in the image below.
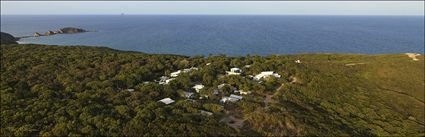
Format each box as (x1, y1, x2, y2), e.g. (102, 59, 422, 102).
(1, 44, 423, 136)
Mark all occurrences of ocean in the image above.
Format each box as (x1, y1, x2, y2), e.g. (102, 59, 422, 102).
(1, 15, 424, 56)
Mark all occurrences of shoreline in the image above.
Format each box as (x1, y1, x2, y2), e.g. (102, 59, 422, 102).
(2, 44, 423, 58)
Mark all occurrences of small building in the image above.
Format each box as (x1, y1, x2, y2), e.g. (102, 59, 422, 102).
(239, 90, 252, 95)
(295, 60, 301, 63)
(158, 76, 170, 85)
(193, 84, 205, 93)
(206, 63, 211, 66)
(158, 76, 174, 85)
(226, 68, 242, 75)
(230, 94, 243, 100)
(220, 94, 243, 103)
(254, 71, 281, 81)
(165, 78, 175, 84)
(234, 90, 251, 95)
(244, 65, 251, 68)
(160, 76, 169, 81)
(170, 70, 181, 77)
(199, 95, 209, 100)
(127, 89, 134, 92)
(170, 67, 198, 77)
(158, 98, 175, 105)
(183, 67, 198, 73)
(200, 110, 213, 116)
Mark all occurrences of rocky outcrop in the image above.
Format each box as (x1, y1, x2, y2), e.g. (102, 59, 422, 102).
(9, 27, 91, 41)
(34, 32, 42, 37)
(44, 30, 56, 36)
(1, 32, 18, 44)
(58, 27, 89, 34)
(33, 27, 90, 37)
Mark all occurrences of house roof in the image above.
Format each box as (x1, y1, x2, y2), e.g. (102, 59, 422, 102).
(254, 71, 280, 80)
(158, 98, 175, 104)
(193, 84, 204, 89)
(200, 110, 213, 116)
(170, 70, 181, 77)
(230, 94, 243, 100)
(160, 76, 169, 80)
(230, 67, 241, 70)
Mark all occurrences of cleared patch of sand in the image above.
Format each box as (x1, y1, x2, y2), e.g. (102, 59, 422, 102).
(405, 53, 421, 61)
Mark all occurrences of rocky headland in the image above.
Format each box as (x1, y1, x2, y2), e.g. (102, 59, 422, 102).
(0, 32, 19, 44)
(1, 27, 91, 45)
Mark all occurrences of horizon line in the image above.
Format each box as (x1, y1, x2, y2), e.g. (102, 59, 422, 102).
(1, 14, 424, 16)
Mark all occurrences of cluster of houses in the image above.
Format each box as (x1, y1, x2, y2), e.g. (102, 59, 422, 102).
(153, 60, 302, 116)
(158, 67, 199, 85)
(226, 67, 281, 82)
(156, 66, 283, 105)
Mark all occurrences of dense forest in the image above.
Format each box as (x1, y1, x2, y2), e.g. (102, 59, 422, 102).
(1, 44, 424, 136)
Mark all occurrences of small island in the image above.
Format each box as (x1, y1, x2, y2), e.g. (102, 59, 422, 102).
(33, 27, 90, 37)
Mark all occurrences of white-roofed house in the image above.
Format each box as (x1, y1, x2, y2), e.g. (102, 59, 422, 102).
(253, 71, 281, 81)
(165, 78, 175, 84)
(230, 94, 243, 100)
(127, 89, 134, 92)
(200, 110, 213, 116)
(226, 68, 242, 75)
(220, 94, 243, 103)
(170, 67, 198, 77)
(170, 70, 182, 77)
(158, 76, 170, 85)
(183, 67, 198, 73)
(295, 60, 302, 63)
(239, 90, 252, 95)
(193, 84, 205, 93)
(158, 98, 175, 105)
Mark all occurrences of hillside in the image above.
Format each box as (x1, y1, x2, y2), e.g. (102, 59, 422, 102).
(1, 44, 424, 136)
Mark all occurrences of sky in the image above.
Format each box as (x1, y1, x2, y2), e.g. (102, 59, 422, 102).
(1, 1, 424, 15)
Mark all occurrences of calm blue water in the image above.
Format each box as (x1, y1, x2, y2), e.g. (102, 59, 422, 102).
(1, 15, 424, 56)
